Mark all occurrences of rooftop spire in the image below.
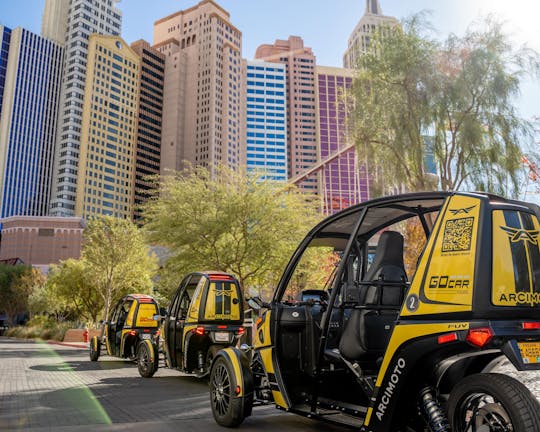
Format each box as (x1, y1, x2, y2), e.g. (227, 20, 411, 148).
(365, 0, 382, 15)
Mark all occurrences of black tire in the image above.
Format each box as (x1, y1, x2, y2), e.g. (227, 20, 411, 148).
(137, 341, 158, 378)
(448, 373, 540, 432)
(89, 336, 100, 361)
(206, 345, 220, 374)
(210, 356, 247, 427)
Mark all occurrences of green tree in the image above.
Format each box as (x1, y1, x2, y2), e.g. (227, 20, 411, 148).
(83, 216, 158, 322)
(0, 264, 33, 325)
(15, 268, 46, 319)
(351, 15, 539, 196)
(142, 166, 320, 296)
(40, 259, 103, 323)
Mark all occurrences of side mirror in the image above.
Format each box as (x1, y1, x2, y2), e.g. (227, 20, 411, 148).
(247, 296, 266, 310)
(152, 314, 165, 321)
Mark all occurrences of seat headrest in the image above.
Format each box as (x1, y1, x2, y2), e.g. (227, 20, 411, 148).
(365, 231, 405, 282)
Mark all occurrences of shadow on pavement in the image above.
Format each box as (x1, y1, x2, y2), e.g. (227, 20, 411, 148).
(30, 359, 134, 372)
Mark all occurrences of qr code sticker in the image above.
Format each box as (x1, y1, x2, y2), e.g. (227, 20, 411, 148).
(442, 217, 474, 252)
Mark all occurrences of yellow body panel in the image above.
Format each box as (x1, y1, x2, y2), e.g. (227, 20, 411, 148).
(204, 282, 241, 321)
(363, 321, 471, 426)
(259, 346, 289, 409)
(104, 325, 112, 355)
(221, 348, 245, 397)
(492, 210, 540, 306)
(135, 303, 159, 327)
(125, 301, 137, 327)
(402, 195, 480, 316)
(187, 278, 206, 323)
(142, 339, 156, 363)
(186, 278, 242, 323)
(254, 311, 273, 349)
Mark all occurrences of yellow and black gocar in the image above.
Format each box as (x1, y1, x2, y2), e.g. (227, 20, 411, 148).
(138, 271, 244, 378)
(89, 294, 160, 376)
(209, 192, 540, 431)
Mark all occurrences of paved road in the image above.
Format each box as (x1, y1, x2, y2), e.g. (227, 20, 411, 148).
(2, 338, 540, 431)
(0, 338, 344, 431)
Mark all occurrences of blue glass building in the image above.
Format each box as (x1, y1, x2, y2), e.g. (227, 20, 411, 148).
(0, 27, 64, 217)
(0, 26, 11, 117)
(245, 60, 288, 182)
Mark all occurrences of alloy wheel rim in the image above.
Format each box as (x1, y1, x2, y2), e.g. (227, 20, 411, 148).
(139, 346, 150, 372)
(212, 363, 231, 416)
(456, 393, 513, 432)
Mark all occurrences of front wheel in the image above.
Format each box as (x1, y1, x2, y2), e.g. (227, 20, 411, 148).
(210, 356, 247, 427)
(137, 340, 158, 378)
(89, 336, 100, 361)
(448, 373, 540, 431)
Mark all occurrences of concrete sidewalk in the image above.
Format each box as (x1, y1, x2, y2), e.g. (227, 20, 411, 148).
(0, 337, 341, 432)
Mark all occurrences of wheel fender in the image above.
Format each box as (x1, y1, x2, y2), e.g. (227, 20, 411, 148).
(139, 339, 157, 364)
(435, 351, 503, 393)
(91, 335, 100, 351)
(212, 347, 253, 398)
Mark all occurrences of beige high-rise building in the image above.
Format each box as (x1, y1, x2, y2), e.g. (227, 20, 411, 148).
(153, 0, 243, 176)
(41, 0, 69, 44)
(255, 36, 319, 194)
(343, 0, 398, 68)
(75, 35, 140, 220)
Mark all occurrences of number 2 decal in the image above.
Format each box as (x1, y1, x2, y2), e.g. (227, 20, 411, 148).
(406, 294, 419, 312)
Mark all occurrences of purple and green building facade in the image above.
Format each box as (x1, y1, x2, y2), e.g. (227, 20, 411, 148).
(316, 66, 369, 214)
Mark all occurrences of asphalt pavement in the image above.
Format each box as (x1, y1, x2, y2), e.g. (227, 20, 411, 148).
(2, 338, 540, 431)
(0, 337, 344, 431)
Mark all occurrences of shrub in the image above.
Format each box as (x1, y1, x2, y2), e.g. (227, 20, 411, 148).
(5, 316, 71, 341)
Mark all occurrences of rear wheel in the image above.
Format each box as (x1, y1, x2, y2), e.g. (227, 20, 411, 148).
(448, 373, 540, 431)
(210, 356, 246, 427)
(89, 336, 100, 361)
(137, 340, 158, 378)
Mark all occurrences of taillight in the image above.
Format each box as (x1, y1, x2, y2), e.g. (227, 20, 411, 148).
(195, 326, 205, 335)
(466, 327, 493, 347)
(236, 327, 245, 336)
(129, 330, 137, 336)
(522, 322, 540, 330)
(217, 325, 228, 329)
(438, 332, 458, 344)
(155, 330, 160, 336)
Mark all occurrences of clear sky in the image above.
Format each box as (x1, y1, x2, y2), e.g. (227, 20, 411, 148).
(0, 0, 539, 119)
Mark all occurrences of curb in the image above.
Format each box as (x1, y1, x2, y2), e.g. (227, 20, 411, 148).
(47, 340, 89, 349)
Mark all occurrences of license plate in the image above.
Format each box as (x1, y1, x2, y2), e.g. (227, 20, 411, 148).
(141, 333, 152, 340)
(517, 342, 540, 364)
(215, 332, 229, 342)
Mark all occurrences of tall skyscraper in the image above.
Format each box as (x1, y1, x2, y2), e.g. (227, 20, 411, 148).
(153, 0, 243, 176)
(0, 26, 64, 218)
(0, 26, 12, 116)
(244, 60, 287, 182)
(255, 36, 318, 193)
(74, 35, 140, 220)
(47, 0, 122, 216)
(343, 0, 398, 69)
(41, 0, 69, 45)
(316, 66, 369, 214)
(131, 40, 165, 220)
